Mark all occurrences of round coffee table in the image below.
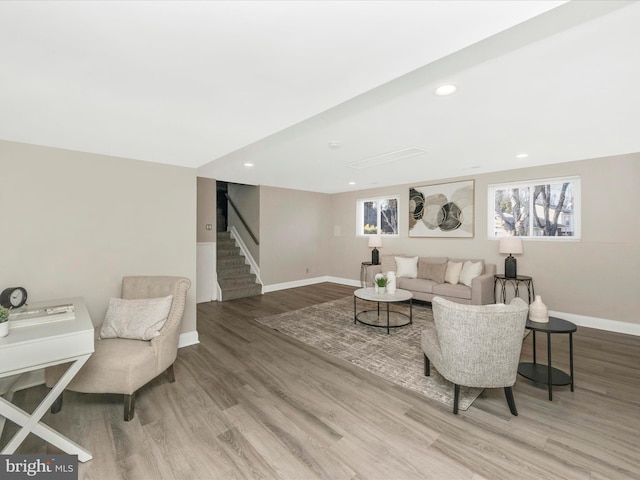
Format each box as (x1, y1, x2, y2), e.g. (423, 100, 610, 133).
(353, 287, 413, 334)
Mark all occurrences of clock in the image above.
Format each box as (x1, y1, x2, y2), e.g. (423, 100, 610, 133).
(0, 287, 28, 309)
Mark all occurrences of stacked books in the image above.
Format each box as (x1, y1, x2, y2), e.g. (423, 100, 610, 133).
(9, 303, 76, 327)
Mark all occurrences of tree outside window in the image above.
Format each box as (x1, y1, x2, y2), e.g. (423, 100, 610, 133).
(358, 196, 399, 236)
(489, 177, 580, 239)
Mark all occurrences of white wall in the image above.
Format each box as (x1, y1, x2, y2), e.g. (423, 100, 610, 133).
(0, 140, 197, 335)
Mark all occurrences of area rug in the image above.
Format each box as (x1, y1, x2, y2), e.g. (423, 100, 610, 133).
(255, 296, 482, 411)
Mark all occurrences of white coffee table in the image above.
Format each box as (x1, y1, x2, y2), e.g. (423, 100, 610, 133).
(353, 287, 413, 334)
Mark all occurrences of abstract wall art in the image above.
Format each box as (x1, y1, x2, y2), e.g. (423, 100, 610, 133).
(409, 180, 474, 237)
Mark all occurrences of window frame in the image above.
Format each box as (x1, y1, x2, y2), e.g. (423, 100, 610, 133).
(487, 175, 581, 241)
(356, 195, 400, 237)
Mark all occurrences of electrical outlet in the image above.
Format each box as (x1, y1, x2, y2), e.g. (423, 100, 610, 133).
(205, 224, 212, 230)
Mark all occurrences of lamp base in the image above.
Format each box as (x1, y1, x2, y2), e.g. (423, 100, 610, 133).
(371, 248, 379, 265)
(505, 255, 517, 278)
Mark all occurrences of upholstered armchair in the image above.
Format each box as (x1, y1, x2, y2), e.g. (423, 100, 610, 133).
(421, 296, 529, 415)
(45, 275, 191, 421)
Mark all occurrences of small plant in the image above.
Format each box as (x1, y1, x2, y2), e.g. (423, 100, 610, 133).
(0, 306, 9, 323)
(375, 275, 387, 288)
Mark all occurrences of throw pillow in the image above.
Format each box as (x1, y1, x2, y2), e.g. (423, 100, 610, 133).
(395, 256, 418, 278)
(99, 295, 173, 341)
(418, 262, 447, 283)
(459, 260, 483, 287)
(380, 254, 400, 274)
(444, 261, 464, 285)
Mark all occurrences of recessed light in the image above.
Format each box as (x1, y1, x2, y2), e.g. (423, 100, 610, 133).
(243, 162, 254, 167)
(515, 153, 529, 159)
(328, 141, 342, 149)
(348, 181, 356, 185)
(434, 84, 457, 96)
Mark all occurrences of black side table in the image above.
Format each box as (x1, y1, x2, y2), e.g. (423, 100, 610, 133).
(494, 274, 535, 304)
(518, 316, 577, 401)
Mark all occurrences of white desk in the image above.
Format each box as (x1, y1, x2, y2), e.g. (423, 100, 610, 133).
(0, 297, 94, 462)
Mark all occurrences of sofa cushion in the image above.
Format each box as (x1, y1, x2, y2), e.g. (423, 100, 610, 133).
(395, 256, 418, 278)
(418, 259, 448, 283)
(460, 260, 483, 287)
(432, 283, 472, 300)
(398, 278, 437, 294)
(444, 261, 464, 285)
(450, 258, 486, 275)
(380, 254, 401, 274)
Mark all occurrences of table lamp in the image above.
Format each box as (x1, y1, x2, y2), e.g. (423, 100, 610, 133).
(368, 235, 383, 265)
(499, 236, 523, 278)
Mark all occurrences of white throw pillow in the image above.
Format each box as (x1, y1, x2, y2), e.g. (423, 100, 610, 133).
(395, 256, 418, 278)
(99, 295, 173, 341)
(459, 260, 483, 287)
(444, 261, 464, 285)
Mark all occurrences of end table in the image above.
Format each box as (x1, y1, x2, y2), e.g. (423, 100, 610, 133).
(494, 274, 534, 304)
(518, 316, 577, 401)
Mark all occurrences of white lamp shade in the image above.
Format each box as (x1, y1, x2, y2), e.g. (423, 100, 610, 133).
(368, 235, 383, 248)
(499, 236, 523, 255)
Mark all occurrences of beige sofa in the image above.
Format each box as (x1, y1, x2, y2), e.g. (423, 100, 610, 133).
(366, 255, 496, 305)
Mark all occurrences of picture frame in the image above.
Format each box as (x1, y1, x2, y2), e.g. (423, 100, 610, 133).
(409, 180, 474, 237)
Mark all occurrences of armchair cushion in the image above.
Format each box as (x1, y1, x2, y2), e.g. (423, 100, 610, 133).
(99, 295, 173, 341)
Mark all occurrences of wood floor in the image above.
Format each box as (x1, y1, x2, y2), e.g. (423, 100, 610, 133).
(3, 283, 640, 479)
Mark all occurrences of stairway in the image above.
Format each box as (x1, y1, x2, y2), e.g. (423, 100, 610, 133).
(217, 232, 262, 301)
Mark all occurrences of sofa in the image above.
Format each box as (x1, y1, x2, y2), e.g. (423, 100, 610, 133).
(365, 254, 496, 305)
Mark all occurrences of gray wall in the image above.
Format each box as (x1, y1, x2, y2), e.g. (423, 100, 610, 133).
(197, 177, 217, 242)
(328, 153, 640, 324)
(228, 183, 260, 262)
(0, 140, 197, 333)
(259, 186, 331, 285)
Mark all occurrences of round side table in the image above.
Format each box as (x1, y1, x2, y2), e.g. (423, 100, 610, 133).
(494, 274, 534, 304)
(518, 316, 577, 401)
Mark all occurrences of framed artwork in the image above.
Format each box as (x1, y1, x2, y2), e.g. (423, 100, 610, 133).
(409, 180, 474, 237)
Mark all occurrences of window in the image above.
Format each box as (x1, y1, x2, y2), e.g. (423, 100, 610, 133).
(488, 176, 580, 239)
(357, 196, 399, 236)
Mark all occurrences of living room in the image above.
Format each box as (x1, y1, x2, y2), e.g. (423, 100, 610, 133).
(1, 1, 639, 479)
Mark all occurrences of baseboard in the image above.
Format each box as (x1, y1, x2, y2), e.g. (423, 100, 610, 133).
(178, 330, 199, 348)
(548, 310, 640, 336)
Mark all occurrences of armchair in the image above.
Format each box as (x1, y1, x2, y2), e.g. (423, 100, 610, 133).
(421, 296, 528, 415)
(45, 275, 191, 421)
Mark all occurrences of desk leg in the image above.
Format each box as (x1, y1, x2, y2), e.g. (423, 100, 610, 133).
(547, 332, 553, 401)
(0, 354, 93, 462)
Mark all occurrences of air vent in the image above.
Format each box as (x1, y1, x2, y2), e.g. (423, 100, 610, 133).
(347, 146, 427, 169)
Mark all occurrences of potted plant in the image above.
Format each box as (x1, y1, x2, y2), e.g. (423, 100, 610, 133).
(374, 274, 387, 294)
(0, 305, 9, 337)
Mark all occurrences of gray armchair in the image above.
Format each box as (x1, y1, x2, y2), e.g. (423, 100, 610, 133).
(421, 296, 529, 415)
(45, 276, 191, 421)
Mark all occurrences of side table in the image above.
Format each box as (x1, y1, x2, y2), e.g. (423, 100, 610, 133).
(494, 274, 535, 304)
(360, 262, 373, 287)
(517, 316, 577, 401)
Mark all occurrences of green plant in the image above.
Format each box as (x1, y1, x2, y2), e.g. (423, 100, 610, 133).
(375, 276, 387, 287)
(0, 306, 9, 323)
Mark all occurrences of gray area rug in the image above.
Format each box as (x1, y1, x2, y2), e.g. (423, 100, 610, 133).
(256, 296, 482, 411)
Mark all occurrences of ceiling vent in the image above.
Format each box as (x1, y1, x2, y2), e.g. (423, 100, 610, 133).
(347, 146, 427, 169)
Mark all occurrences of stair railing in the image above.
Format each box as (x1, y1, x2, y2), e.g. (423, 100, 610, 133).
(225, 193, 259, 245)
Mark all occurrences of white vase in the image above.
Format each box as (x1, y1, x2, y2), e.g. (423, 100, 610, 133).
(0, 321, 8, 337)
(529, 295, 549, 323)
(374, 285, 381, 294)
(386, 271, 396, 294)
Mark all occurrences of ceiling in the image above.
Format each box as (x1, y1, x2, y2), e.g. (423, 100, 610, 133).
(1, 1, 639, 193)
